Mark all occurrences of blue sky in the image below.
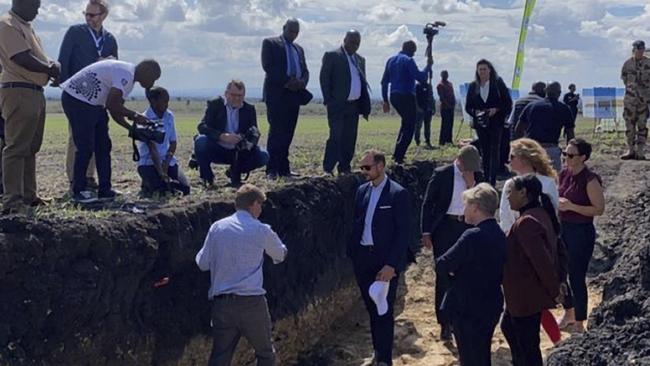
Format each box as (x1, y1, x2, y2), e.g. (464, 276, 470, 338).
(4, 0, 649, 98)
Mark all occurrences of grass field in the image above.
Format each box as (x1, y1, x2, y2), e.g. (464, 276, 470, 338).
(30, 101, 626, 219)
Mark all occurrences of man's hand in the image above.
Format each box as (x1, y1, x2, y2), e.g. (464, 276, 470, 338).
(382, 101, 390, 113)
(488, 108, 499, 117)
(130, 113, 150, 125)
(220, 133, 242, 145)
(376, 265, 396, 282)
(49, 76, 61, 88)
(421, 234, 433, 250)
(48, 61, 61, 79)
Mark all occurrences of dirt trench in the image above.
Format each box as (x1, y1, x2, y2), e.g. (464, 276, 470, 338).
(295, 158, 647, 366)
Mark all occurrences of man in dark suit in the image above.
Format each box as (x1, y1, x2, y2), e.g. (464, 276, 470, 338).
(194, 80, 269, 187)
(261, 18, 310, 179)
(348, 149, 412, 366)
(421, 145, 483, 340)
(319, 30, 371, 176)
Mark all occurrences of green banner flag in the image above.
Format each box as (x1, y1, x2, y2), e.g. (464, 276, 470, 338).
(512, 0, 536, 91)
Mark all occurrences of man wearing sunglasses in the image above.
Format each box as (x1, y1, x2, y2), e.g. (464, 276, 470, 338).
(621, 40, 650, 160)
(57, 0, 118, 192)
(348, 150, 412, 366)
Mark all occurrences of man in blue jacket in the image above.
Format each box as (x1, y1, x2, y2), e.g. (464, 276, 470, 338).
(381, 40, 433, 164)
(57, 0, 118, 191)
(436, 183, 506, 366)
(348, 149, 412, 366)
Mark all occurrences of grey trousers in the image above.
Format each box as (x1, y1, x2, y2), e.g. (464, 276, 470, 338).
(209, 295, 276, 366)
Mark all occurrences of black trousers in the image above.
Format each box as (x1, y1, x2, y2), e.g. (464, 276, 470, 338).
(562, 222, 596, 321)
(137, 164, 190, 196)
(414, 108, 432, 145)
(433, 216, 471, 326)
(323, 101, 359, 173)
(209, 295, 275, 366)
(501, 311, 543, 366)
(475, 123, 503, 186)
(353, 246, 399, 365)
(390, 93, 417, 163)
(265, 93, 300, 176)
(452, 313, 500, 366)
(439, 108, 454, 145)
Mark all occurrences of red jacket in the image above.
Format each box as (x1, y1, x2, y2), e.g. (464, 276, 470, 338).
(503, 206, 560, 317)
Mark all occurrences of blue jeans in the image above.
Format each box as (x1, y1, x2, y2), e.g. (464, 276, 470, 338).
(61, 92, 112, 195)
(194, 135, 269, 183)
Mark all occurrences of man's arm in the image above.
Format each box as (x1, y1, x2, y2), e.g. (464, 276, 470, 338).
(262, 225, 288, 264)
(195, 225, 217, 271)
(105, 88, 145, 130)
(408, 58, 431, 84)
(261, 38, 288, 87)
(381, 58, 391, 103)
(435, 230, 473, 275)
(299, 45, 309, 86)
(319, 52, 333, 105)
(11, 50, 58, 78)
(420, 174, 440, 236)
(197, 100, 224, 140)
(514, 103, 531, 138)
(57, 27, 75, 83)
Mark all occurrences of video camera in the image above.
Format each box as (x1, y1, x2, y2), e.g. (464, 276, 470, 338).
(236, 126, 260, 151)
(423, 21, 446, 42)
(129, 119, 165, 144)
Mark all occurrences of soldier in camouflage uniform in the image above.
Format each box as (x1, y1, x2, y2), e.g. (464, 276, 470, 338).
(621, 40, 650, 160)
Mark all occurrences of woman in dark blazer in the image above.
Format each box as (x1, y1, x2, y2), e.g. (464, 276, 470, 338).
(465, 59, 513, 185)
(502, 174, 563, 366)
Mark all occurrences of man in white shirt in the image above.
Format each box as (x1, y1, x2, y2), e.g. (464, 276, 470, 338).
(196, 184, 287, 366)
(319, 30, 371, 176)
(60, 59, 161, 203)
(420, 145, 483, 340)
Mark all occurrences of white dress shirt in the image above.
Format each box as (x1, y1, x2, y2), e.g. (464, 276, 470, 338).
(499, 174, 560, 233)
(480, 81, 490, 103)
(218, 103, 240, 149)
(361, 175, 388, 246)
(195, 210, 287, 299)
(446, 163, 469, 215)
(346, 50, 362, 101)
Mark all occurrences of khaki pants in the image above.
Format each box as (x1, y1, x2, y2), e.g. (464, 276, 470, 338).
(0, 137, 5, 194)
(623, 98, 649, 156)
(0, 88, 46, 210)
(65, 123, 96, 183)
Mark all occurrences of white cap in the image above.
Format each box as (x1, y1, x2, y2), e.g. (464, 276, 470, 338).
(368, 281, 390, 316)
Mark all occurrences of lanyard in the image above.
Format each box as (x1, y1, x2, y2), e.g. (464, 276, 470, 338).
(87, 26, 104, 58)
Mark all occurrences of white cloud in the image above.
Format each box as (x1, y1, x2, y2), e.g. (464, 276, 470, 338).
(359, 3, 404, 23)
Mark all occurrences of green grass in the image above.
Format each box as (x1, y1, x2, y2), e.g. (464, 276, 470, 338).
(32, 108, 624, 220)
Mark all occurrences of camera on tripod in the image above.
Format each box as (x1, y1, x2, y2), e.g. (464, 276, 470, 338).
(423, 21, 446, 41)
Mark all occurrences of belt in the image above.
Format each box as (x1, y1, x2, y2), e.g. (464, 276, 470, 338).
(446, 214, 464, 221)
(212, 293, 241, 300)
(359, 244, 375, 252)
(0, 82, 44, 92)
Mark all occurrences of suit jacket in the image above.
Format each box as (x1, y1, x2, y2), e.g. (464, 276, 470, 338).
(319, 47, 371, 118)
(464, 77, 513, 128)
(197, 97, 257, 142)
(348, 177, 412, 272)
(435, 218, 506, 319)
(503, 206, 560, 317)
(261, 35, 310, 102)
(420, 164, 483, 235)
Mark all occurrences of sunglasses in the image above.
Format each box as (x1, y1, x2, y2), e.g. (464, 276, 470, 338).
(360, 164, 376, 171)
(562, 152, 580, 159)
(84, 11, 103, 18)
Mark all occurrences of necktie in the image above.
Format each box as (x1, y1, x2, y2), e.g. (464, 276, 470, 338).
(287, 43, 297, 77)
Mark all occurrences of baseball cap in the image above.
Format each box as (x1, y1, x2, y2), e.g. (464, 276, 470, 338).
(633, 40, 645, 49)
(458, 145, 482, 172)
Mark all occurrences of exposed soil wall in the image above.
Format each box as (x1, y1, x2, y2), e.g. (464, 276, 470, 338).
(0, 162, 436, 366)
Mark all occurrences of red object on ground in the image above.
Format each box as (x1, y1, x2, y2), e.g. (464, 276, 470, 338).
(153, 277, 170, 288)
(541, 309, 562, 344)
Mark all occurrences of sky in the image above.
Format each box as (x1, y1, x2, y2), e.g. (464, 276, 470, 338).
(4, 0, 650, 98)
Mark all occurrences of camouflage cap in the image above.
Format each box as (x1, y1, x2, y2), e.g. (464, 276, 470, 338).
(633, 40, 645, 49)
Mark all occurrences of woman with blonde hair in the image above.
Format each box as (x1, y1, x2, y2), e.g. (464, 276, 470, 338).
(499, 138, 563, 345)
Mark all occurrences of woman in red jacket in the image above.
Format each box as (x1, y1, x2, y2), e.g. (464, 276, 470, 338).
(502, 174, 563, 366)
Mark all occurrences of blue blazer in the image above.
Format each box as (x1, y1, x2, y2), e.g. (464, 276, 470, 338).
(435, 218, 507, 319)
(348, 177, 412, 272)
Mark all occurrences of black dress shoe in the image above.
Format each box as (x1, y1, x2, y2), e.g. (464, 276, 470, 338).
(440, 324, 453, 341)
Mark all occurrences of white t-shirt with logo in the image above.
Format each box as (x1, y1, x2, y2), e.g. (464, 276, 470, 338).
(61, 60, 136, 107)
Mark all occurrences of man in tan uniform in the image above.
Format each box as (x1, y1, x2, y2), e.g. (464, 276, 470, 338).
(0, 0, 60, 214)
(621, 40, 650, 160)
